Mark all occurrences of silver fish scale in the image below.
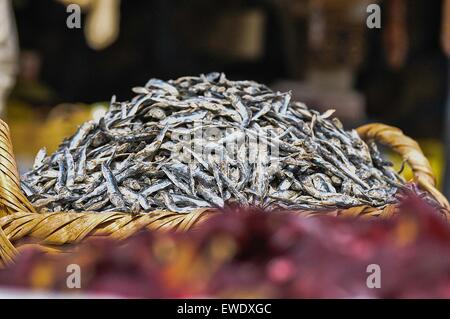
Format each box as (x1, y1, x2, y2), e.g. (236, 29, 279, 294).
(21, 73, 405, 213)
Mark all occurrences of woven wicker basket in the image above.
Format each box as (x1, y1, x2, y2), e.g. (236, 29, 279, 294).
(0, 119, 449, 265)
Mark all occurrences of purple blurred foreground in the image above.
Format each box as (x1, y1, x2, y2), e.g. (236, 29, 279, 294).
(0, 194, 449, 298)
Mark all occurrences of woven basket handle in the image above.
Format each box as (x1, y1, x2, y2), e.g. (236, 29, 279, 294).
(356, 123, 450, 211)
(0, 119, 35, 215)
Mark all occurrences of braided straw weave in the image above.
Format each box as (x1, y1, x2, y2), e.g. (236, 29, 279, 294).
(0, 119, 448, 264)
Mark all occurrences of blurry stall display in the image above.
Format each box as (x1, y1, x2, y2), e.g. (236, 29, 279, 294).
(435, 0, 450, 56)
(275, 0, 372, 75)
(177, 1, 266, 61)
(5, 49, 67, 172)
(443, 0, 450, 56)
(38, 103, 101, 153)
(4, 47, 91, 166)
(0, 194, 449, 298)
(383, 0, 408, 69)
(383, 0, 450, 66)
(273, 0, 374, 126)
(305, 0, 370, 70)
(12, 51, 53, 104)
(7, 102, 98, 174)
(58, 0, 121, 50)
(204, 9, 266, 61)
(0, 0, 18, 115)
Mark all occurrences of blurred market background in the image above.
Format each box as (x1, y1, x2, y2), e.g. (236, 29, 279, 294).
(0, 0, 449, 194)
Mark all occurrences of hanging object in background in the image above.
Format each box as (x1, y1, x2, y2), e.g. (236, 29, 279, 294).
(205, 8, 266, 61)
(85, 0, 121, 50)
(442, 0, 450, 57)
(58, 0, 121, 50)
(383, 0, 408, 69)
(307, 0, 326, 54)
(274, 0, 372, 126)
(0, 0, 18, 116)
(305, 0, 371, 70)
(176, 3, 266, 62)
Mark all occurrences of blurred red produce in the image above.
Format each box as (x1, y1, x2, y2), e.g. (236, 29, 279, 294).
(0, 194, 449, 298)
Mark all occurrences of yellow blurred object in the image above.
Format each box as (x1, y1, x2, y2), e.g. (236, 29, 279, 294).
(39, 103, 94, 153)
(5, 101, 106, 166)
(395, 216, 418, 246)
(30, 262, 54, 289)
(58, 0, 92, 8)
(58, 0, 120, 50)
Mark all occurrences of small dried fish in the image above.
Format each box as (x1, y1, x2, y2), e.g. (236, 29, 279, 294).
(32, 147, 47, 170)
(101, 156, 125, 208)
(22, 73, 405, 213)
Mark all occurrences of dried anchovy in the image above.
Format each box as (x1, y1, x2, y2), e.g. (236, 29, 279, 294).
(22, 73, 405, 213)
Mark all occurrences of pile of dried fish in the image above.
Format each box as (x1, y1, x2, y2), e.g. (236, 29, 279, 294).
(21, 73, 404, 213)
